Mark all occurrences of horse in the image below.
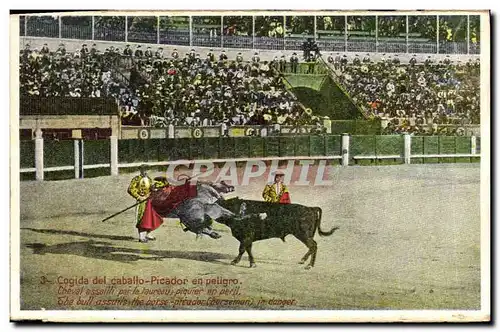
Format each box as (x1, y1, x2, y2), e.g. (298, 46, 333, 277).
(149, 180, 239, 239)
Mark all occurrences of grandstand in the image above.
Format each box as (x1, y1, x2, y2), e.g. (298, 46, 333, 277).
(19, 13, 481, 132)
(17, 13, 482, 181)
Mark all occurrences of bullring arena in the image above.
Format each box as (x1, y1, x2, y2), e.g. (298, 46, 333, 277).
(18, 163, 480, 310)
(14, 11, 486, 315)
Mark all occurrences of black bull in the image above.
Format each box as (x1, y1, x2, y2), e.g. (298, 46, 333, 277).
(217, 198, 339, 269)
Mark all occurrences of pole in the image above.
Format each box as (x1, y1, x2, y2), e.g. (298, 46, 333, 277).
(404, 134, 411, 164)
(101, 199, 147, 222)
(436, 15, 439, 54)
(74, 139, 80, 179)
(375, 15, 378, 53)
(168, 124, 175, 138)
(110, 136, 118, 176)
(314, 15, 317, 41)
(467, 15, 470, 54)
(157, 16, 160, 44)
(24, 15, 27, 36)
(470, 135, 477, 155)
(221, 16, 224, 48)
(91, 16, 95, 40)
(35, 128, 44, 181)
(189, 16, 193, 47)
(252, 15, 255, 49)
(125, 16, 128, 43)
(283, 16, 286, 50)
(80, 140, 84, 179)
(406, 15, 409, 53)
(344, 15, 348, 52)
(341, 133, 349, 167)
(58, 15, 62, 39)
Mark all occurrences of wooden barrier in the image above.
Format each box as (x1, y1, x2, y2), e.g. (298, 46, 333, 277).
(19, 134, 481, 181)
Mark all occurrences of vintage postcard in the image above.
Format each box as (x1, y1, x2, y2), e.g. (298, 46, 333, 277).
(10, 10, 490, 323)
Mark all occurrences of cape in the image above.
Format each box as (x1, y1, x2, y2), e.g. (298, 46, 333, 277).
(150, 181, 198, 217)
(279, 192, 291, 204)
(137, 199, 163, 232)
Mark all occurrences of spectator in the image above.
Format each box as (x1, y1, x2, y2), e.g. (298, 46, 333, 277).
(236, 52, 243, 63)
(340, 55, 348, 71)
(189, 48, 196, 60)
(135, 45, 143, 58)
(56, 43, 66, 56)
(252, 52, 260, 63)
(219, 50, 228, 61)
(307, 56, 316, 74)
(155, 47, 163, 58)
(353, 54, 361, 66)
(290, 52, 299, 73)
(207, 49, 216, 62)
(279, 55, 286, 72)
(171, 48, 179, 59)
(409, 54, 417, 66)
(144, 47, 153, 58)
(123, 44, 133, 56)
(81, 44, 89, 58)
(90, 43, 98, 56)
(444, 55, 451, 65)
(41, 43, 50, 55)
(270, 56, 280, 72)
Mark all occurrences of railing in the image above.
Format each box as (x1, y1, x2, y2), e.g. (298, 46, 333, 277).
(377, 40, 407, 53)
(20, 14, 481, 55)
(19, 134, 481, 181)
(281, 61, 329, 75)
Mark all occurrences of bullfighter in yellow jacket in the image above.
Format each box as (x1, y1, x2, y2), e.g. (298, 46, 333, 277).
(262, 170, 291, 204)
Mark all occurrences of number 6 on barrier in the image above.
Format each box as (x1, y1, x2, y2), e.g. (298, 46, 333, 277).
(192, 128, 204, 139)
(139, 128, 150, 140)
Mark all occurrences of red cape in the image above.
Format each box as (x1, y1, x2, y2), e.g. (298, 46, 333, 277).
(279, 192, 291, 204)
(150, 182, 198, 217)
(137, 199, 163, 232)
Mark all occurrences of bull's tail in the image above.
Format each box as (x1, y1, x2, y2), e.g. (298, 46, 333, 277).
(314, 207, 339, 237)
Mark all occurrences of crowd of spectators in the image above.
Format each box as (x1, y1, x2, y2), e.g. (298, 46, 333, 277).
(377, 16, 406, 38)
(19, 43, 318, 128)
(125, 48, 313, 127)
(19, 39, 480, 136)
(327, 53, 480, 135)
(19, 43, 122, 99)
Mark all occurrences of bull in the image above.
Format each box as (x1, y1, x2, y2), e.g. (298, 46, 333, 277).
(216, 197, 339, 269)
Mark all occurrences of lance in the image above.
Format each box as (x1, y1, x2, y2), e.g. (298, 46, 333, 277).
(176, 166, 215, 182)
(101, 199, 148, 222)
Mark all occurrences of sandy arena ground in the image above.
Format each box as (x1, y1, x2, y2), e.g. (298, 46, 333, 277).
(17, 163, 481, 310)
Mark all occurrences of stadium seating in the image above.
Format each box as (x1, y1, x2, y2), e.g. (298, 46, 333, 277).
(19, 45, 317, 128)
(20, 44, 122, 99)
(326, 54, 480, 135)
(19, 35, 481, 136)
(128, 53, 309, 127)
